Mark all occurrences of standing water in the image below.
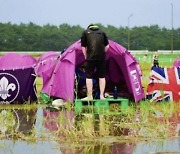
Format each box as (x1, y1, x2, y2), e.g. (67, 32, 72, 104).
(0, 104, 179, 154)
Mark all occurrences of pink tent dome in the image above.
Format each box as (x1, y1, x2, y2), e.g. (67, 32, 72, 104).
(34, 51, 59, 77)
(173, 57, 180, 67)
(0, 52, 37, 70)
(41, 40, 145, 102)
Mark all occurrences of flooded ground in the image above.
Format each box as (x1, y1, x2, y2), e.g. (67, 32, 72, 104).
(0, 104, 179, 154)
(0, 137, 179, 154)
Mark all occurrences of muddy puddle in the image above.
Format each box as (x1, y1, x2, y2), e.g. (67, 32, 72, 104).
(0, 106, 179, 154)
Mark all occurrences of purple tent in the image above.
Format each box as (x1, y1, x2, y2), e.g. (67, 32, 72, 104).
(173, 57, 180, 67)
(34, 51, 59, 77)
(41, 40, 145, 103)
(0, 52, 37, 103)
(0, 52, 37, 70)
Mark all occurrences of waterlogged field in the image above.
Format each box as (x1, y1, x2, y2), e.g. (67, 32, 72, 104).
(0, 53, 179, 154)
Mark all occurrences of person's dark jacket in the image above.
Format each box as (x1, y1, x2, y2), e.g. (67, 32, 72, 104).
(81, 26, 109, 60)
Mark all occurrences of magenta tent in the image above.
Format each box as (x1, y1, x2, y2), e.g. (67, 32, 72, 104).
(0, 52, 37, 103)
(0, 52, 37, 70)
(173, 57, 180, 68)
(34, 51, 59, 77)
(41, 40, 145, 103)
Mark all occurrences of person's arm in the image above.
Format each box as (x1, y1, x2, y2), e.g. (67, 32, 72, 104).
(103, 32, 109, 52)
(105, 44, 109, 52)
(81, 31, 87, 59)
(82, 46, 87, 59)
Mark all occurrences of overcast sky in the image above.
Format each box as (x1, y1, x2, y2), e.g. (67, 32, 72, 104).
(0, 0, 179, 29)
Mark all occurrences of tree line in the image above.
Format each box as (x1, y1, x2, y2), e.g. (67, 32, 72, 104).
(0, 22, 179, 51)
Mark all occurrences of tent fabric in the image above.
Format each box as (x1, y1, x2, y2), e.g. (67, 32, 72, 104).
(41, 49, 76, 102)
(0, 52, 37, 103)
(173, 57, 180, 67)
(0, 68, 37, 103)
(0, 52, 37, 70)
(41, 40, 145, 102)
(34, 51, 60, 77)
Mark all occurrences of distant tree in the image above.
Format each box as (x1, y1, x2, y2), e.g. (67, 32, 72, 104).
(0, 22, 180, 51)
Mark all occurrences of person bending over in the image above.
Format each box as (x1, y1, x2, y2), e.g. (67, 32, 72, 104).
(81, 24, 109, 100)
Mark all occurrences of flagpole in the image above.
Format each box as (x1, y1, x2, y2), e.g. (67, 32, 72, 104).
(128, 14, 133, 50)
(171, 3, 174, 54)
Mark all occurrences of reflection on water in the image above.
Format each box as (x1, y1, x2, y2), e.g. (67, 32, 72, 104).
(134, 138, 180, 154)
(0, 106, 179, 154)
(0, 108, 37, 137)
(43, 108, 74, 132)
(59, 141, 134, 154)
(0, 140, 60, 154)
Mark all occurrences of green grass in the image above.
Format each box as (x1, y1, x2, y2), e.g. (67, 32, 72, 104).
(134, 53, 180, 67)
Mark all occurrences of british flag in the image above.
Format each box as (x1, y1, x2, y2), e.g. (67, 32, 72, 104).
(146, 66, 180, 102)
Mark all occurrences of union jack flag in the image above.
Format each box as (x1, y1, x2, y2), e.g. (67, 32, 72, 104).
(146, 66, 180, 102)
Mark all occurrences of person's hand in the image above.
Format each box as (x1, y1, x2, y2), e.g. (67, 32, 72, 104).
(84, 54, 87, 59)
(105, 44, 109, 52)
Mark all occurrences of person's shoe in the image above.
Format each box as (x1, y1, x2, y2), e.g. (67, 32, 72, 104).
(81, 96, 93, 101)
(52, 99, 66, 107)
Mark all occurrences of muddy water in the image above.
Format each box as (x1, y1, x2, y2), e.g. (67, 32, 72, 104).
(0, 106, 179, 154)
